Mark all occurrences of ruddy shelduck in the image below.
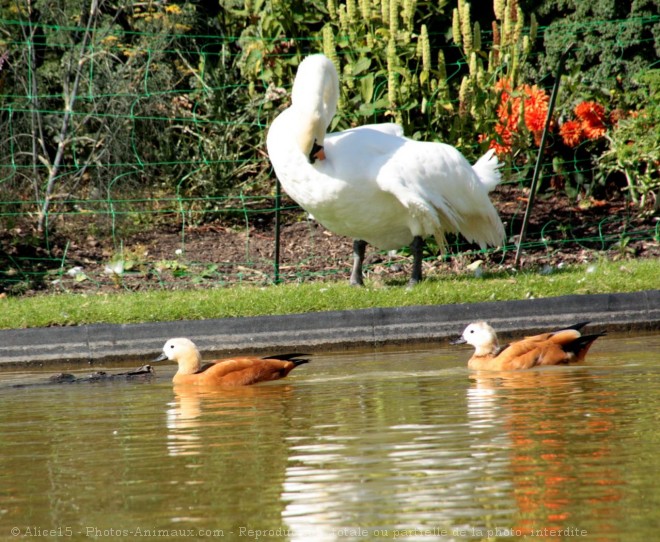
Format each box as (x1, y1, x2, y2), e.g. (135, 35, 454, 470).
(451, 321, 605, 371)
(154, 338, 309, 386)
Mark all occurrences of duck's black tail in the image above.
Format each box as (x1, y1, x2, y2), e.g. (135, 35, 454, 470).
(565, 332, 606, 361)
(564, 321, 591, 332)
(265, 353, 310, 366)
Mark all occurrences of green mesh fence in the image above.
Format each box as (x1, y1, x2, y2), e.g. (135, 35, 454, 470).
(0, 8, 658, 294)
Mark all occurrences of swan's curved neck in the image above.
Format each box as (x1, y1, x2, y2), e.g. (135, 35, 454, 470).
(290, 55, 339, 157)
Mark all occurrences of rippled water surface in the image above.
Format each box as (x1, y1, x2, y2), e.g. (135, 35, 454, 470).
(1, 332, 658, 541)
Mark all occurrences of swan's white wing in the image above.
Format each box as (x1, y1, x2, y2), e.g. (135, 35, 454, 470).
(349, 122, 404, 138)
(321, 126, 406, 180)
(371, 140, 505, 248)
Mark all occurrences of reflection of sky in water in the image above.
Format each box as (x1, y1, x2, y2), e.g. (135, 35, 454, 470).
(281, 389, 515, 541)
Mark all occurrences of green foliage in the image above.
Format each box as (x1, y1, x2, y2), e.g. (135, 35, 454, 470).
(599, 71, 660, 208)
(524, 0, 660, 110)
(1, 2, 200, 217)
(0, 0, 658, 246)
(235, 0, 541, 161)
(320, 0, 453, 133)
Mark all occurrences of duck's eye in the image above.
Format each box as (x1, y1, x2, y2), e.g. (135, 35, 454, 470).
(469, 329, 475, 334)
(169, 344, 175, 349)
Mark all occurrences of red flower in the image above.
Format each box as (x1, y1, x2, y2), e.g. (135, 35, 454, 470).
(559, 120, 584, 148)
(497, 101, 520, 130)
(494, 122, 514, 144)
(486, 79, 554, 155)
(494, 77, 513, 103)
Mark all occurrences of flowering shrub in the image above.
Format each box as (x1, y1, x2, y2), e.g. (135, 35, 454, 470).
(480, 78, 551, 156)
(559, 101, 609, 147)
(599, 105, 660, 208)
(482, 81, 658, 211)
(558, 120, 583, 148)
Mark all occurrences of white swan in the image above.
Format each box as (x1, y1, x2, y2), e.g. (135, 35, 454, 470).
(267, 54, 505, 285)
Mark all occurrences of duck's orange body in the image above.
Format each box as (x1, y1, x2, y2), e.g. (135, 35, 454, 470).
(155, 338, 308, 386)
(452, 322, 605, 371)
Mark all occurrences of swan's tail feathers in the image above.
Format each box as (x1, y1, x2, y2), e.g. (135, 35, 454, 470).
(459, 211, 506, 250)
(472, 149, 502, 193)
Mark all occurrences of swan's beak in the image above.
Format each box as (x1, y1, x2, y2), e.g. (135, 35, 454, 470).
(309, 140, 326, 163)
(450, 336, 467, 345)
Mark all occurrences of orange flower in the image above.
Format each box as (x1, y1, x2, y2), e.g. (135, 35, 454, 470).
(486, 79, 553, 155)
(559, 120, 583, 147)
(480, 129, 512, 157)
(523, 85, 550, 133)
(497, 101, 520, 128)
(494, 77, 512, 92)
(494, 77, 513, 102)
(488, 138, 512, 156)
(581, 119, 606, 139)
(573, 101, 607, 140)
(575, 101, 606, 124)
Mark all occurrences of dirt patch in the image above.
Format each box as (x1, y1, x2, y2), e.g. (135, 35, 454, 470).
(1, 185, 658, 294)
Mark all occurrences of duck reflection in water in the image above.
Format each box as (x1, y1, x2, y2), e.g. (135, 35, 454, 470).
(467, 362, 624, 539)
(166, 384, 298, 457)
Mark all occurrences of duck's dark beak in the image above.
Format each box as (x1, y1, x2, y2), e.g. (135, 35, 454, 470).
(450, 336, 467, 345)
(153, 352, 167, 362)
(309, 140, 325, 163)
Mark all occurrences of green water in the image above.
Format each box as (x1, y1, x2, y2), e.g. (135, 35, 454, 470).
(1, 332, 658, 541)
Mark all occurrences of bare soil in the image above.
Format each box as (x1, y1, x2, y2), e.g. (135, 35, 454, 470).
(1, 184, 658, 294)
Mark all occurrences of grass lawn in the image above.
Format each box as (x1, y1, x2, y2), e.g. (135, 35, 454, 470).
(1, 258, 658, 329)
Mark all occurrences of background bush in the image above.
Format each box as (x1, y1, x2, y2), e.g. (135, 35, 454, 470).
(0, 0, 658, 238)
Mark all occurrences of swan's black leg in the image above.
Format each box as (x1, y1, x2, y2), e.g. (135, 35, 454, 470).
(409, 236, 425, 286)
(350, 239, 367, 286)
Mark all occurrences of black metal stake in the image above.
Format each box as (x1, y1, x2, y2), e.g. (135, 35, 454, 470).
(274, 178, 281, 284)
(514, 44, 574, 268)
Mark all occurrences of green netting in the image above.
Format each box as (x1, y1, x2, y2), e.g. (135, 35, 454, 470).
(0, 4, 658, 294)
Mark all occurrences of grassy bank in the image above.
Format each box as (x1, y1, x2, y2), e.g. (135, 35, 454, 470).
(1, 259, 658, 329)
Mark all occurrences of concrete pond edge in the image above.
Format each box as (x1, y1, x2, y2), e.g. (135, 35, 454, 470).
(0, 290, 658, 367)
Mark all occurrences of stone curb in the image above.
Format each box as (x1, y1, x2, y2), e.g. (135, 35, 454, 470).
(0, 290, 658, 367)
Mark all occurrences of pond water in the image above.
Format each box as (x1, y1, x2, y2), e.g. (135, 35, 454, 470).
(0, 331, 658, 541)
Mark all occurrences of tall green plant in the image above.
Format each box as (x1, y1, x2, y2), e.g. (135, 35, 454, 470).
(599, 71, 660, 209)
(238, 0, 541, 161)
(320, 0, 452, 134)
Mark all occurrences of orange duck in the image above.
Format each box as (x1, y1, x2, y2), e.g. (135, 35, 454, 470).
(154, 338, 309, 386)
(451, 321, 605, 371)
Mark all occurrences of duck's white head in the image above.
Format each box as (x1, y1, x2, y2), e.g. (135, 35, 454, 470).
(452, 322, 499, 356)
(154, 338, 202, 374)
